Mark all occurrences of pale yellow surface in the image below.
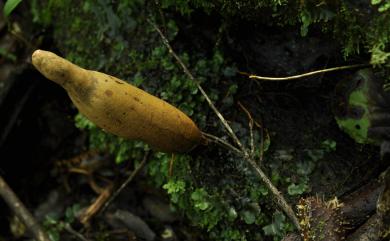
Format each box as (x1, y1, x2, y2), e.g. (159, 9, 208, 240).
(32, 50, 202, 153)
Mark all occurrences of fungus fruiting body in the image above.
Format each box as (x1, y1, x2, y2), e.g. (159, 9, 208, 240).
(32, 50, 203, 153)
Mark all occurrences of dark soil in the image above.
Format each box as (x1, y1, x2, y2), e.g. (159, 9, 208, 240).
(0, 69, 80, 236)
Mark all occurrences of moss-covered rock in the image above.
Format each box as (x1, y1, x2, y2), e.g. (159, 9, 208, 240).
(333, 68, 390, 153)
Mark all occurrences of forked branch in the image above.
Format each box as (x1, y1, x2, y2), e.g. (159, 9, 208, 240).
(148, 19, 301, 230)
(0, 175, 50, 241)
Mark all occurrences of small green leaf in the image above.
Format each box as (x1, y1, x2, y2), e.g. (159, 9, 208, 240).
(297, 160, 315, 176)
(271, 170, 281, 184)
(262, 224, 276, 236)
(262, 212, 286, 236)
(223, 66, 237, 77)
(195, 201, 210, 210)
(287, 183, 307, 195)
(378, 3, 390, 12)
(306, 149, 324, 162)
(3, 0, 22, 17)
(300, 9, 311, 36)
(0, 47, 17, 62)
(47, 230, 60, 241)
(371, 0, 382, 5)
(167, 20, 178, 40)
(227, 207, 238, 221)
(82, 1, 91, 12)
(74, 113, 95, 130)
(262, 131, 271, 152)
(259, 185, 269, 196)
(241, 210, 255, 224)
(321, 139, 337, 152)
(0, 48, 17, 62)
(163, 180, 186, 204)
(163, 180, 186, 194)
(191, 188, 211, 211)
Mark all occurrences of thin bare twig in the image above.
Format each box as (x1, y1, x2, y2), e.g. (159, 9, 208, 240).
(80, 152, 149, 224)
(100, 151, 150, 214)
(254, 97, 266, 164)
(0, 175, 50, 241)
(147, 18, 246, 154)
(202, 132, 241, 155)
(168, 153, 175, 177)
(63, 222, 90, 241)
(238, 102, 255, 157)
(259, 128, 266, 164)
(243, 63, 370, 81)
(79, 184, 113, 225)
(149, 19, 301, 230)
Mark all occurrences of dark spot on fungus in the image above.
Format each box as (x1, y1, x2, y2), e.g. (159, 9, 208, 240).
(133, 97, 140, 102)
(105, 90, 113, 97)
(115, 80, 124, 84)
(129, 106, 135, 111)
(122, 112, 126, 115)
(71, 77, 97, 106)
(105, 79, 108, 82)
(125, 92, 128, 95)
